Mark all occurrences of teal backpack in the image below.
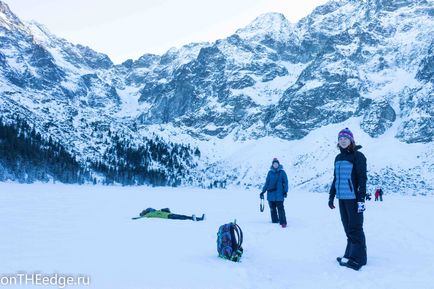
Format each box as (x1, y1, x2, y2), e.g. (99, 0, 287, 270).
(217, 221, 243, 262)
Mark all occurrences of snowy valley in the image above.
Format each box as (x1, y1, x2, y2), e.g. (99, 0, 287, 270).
(1, 0, 434, 288)
(1, 0, 434, 194)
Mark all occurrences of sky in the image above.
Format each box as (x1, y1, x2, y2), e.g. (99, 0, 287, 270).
(7, 0, 329, 64)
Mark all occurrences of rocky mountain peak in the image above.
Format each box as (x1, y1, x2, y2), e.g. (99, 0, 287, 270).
(366, 0, 427, 11)
(235, 12, 292, 42)
(0, 1, 24, 29)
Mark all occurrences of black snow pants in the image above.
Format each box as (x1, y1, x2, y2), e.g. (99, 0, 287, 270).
(168, 214, 193, 220)
(339, 199, 367, 265)
(269, 201, 287, 225)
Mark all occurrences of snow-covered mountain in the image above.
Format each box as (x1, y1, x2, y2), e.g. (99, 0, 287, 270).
(0, 0, 433, 193)
(136, 0, 434, 143)
(0, 1, 204, 186)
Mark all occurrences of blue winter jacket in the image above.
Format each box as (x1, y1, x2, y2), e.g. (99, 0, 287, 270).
(262, 165, 289, 202)
(329, 145, 367, 202)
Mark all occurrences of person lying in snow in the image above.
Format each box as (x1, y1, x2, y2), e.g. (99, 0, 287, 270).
(132, 208, 205, 221)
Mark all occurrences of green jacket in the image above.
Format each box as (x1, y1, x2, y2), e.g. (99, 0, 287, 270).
(143, 210, 171, 219)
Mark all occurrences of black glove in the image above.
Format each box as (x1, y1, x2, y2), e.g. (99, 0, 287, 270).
(328, 199, 335, 209)
(283, 192, 287, 198)
(259, 192, 265, 199)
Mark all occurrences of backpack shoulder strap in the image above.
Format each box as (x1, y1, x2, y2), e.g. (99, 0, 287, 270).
(233, 223, 243, 249)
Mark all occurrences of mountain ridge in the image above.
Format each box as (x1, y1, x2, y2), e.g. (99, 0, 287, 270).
(0, 0, 433, 192)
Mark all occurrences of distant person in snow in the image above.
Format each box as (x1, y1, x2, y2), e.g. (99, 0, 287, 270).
(328, 128, 368, 271)
(374, 187, 383, 201)
(260, 158, 289, 228)
(132, 208, 205, 221)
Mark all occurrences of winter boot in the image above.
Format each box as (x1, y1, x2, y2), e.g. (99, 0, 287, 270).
(343, 259, 362, 271)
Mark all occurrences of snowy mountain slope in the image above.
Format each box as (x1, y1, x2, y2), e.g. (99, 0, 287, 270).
(134, 0, 434, 142)
(1, 183, 434, 289)
(1, 0, 433, 191)
(190, 117, 434, 195)
(0, 1, 204, 185)
(135, 115, 434, 195)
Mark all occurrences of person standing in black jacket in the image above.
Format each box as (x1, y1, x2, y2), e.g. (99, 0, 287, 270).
(328, 128, 368, 271)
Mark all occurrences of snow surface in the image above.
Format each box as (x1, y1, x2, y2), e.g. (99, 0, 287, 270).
(1, 183, 433, 289)
(115, 86, 148, 117)
(231, 62, 307, 106)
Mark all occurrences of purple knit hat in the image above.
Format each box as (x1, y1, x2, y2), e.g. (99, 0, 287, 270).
(272, 158, 280, 164)
(338, 128, 354, 143)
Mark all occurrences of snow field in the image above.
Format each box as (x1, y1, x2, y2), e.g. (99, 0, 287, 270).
(0, 183, 433, 289)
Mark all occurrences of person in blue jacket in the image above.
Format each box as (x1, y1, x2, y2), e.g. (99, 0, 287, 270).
(329, 128, 368, 271)
(260, 158, 289, 228)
